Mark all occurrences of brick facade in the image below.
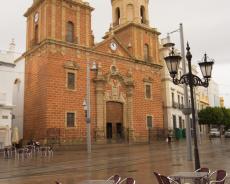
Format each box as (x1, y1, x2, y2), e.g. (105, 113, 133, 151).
(23, 0, 164, 144)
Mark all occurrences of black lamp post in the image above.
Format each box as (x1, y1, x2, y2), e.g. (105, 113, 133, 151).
(164, 42, 214, 170)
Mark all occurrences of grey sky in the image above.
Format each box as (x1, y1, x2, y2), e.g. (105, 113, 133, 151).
(0, 0, 230, 107)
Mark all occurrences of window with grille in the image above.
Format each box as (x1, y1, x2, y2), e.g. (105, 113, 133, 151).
(67, 72, 75, 90)
(145, 84, 151, 99)
(147, 116, 153, 128)
(66, 112, 75, 127)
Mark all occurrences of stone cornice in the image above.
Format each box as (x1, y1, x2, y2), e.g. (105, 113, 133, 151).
(14, 55, 25, 64)
(24, 0, 45, 17)
(0, 61, 15, 68)
(0, 104, 14, 109)
(24, 0, 93, 17)
(24, 39, 163, 70)
(104, 22, 161, 39)
(63, 0, 94, 11)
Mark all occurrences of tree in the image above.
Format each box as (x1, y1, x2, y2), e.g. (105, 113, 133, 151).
(221, 108, 230, 128)
(198, 107, 213, 125)
(198, 107, 224, 127)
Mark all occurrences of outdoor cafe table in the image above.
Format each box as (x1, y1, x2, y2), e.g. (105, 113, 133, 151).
(170, 172, 209, 184)
(79, 180, 114, 184)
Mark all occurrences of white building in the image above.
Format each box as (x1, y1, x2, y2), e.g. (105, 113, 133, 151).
(0, 40, 24, 148)
(208, 80, 220, 107)
(12, 56, 25, 142)
(160, 37, 199, 133)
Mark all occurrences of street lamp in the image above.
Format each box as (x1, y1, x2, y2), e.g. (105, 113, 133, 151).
(166, 23, 193, 161)
(164, 42, 214, 170)
(82, 61, 98, 154)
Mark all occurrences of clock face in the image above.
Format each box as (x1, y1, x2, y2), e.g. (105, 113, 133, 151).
(110, 42, 117, 51)
(34, 12, 39, 23)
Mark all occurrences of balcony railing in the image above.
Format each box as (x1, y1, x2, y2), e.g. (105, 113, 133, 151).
(178, 104, 184, 109)
(172, 101, 179, 108)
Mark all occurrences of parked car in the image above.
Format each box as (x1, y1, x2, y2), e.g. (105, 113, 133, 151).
(224, 129, 230, 138)
(209, 128, 221, 138)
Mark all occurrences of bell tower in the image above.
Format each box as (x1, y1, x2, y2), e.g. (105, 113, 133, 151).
(24, 0, 94, 50)
(111, 0, 149, 27)
(109, 0, 160, 64)
(23, 0, 94, 142)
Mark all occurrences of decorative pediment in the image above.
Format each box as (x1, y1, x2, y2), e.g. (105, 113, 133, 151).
(93, 35, 133, 59)
(143, 76, 153, 83)
(63, 61, 80, 70)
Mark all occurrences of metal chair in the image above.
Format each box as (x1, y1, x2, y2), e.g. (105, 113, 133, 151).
(24, 148, 32, 158)
(153, 172, 164, 184)
(195, 167, 210, 173)
(16, 148, 25, 160)
(3, 147, 10, 159)
(209, 170, 227, 184)
(105, 174, 121, 184)
(119, 177, 135, 184)
(194, 167, 210, 184)
(160, 175, 179, 184)
(40, 147, 48, 157)
(48, 146, 54, 157)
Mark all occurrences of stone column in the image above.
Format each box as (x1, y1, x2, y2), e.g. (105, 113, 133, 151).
(94, 74, 106, 144)
(126, 80, 134, 143)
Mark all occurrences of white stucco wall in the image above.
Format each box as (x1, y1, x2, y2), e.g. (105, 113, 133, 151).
(0, 40, 24, 146)
(12, 58, 25, 140)
(208, 80, 220, 107)
(0, 108, 12, 147)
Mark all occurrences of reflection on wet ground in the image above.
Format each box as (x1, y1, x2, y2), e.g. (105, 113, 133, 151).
(0, 137, 229, 184)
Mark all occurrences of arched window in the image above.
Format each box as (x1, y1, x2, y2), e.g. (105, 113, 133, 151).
(66, 21, 74, 43)
(34, 25, 39, 44)
(144, 44, 149, 62)
(140, 6, 146, 24)
(115, 7, 120, 26)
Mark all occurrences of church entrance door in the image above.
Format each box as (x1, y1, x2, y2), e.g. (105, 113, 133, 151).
(106, 101, 124, 143)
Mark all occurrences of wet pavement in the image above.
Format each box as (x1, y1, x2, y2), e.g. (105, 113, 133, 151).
(0, 137, 230, 184)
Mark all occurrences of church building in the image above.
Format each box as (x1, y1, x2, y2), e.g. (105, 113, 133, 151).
(23, 0, 163, 144)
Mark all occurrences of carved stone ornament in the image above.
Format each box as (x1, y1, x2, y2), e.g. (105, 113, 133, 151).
(143, 76, 153, 83)
(110, 65, 118, 75)
(63, 61, 80, 70)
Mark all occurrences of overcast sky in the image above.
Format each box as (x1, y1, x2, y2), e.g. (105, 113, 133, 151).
(0, 0, 230, 107)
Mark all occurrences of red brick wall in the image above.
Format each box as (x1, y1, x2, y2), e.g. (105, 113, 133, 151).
(24, 0, 163, 144)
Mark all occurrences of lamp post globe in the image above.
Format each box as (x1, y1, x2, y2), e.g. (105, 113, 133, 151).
(199, 53, 214, 79)
(164, 47, 182, 78)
